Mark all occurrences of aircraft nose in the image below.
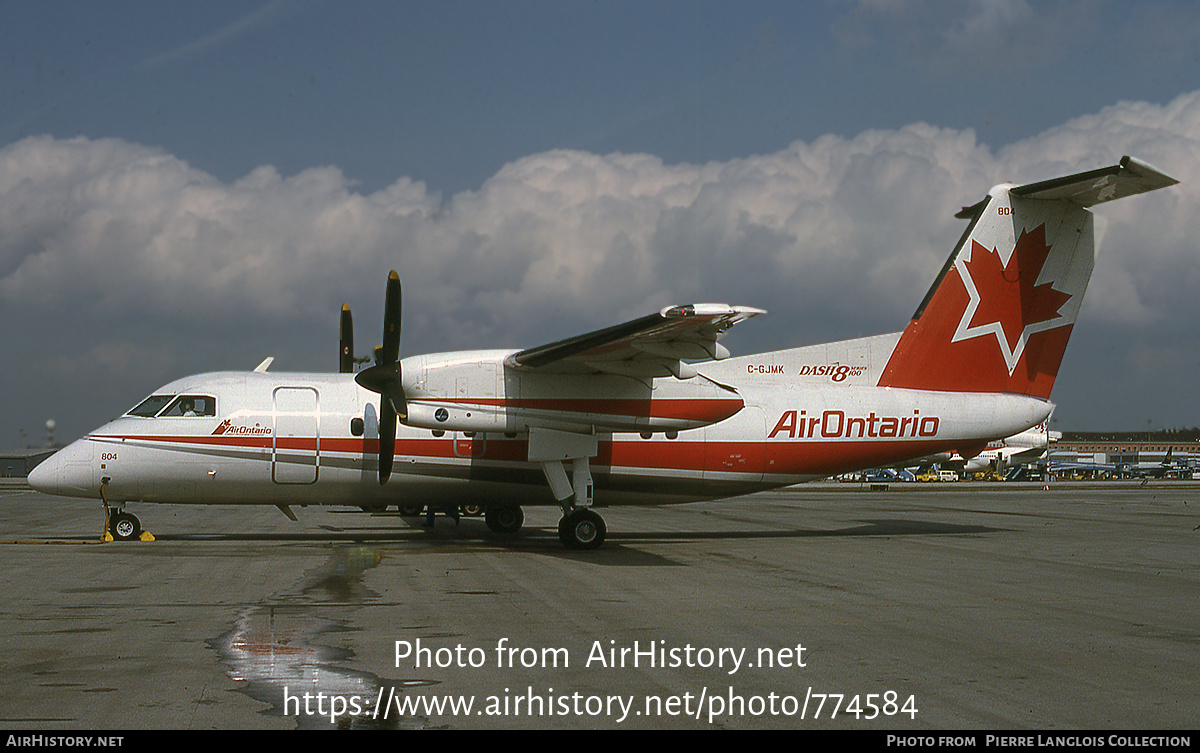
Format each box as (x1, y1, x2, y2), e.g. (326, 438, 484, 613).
(26, 452, 58, 493)
(27, 441, 96, 498)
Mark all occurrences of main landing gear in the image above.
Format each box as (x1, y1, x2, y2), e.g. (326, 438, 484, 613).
(485, 505, 524, 534)
(527, 427, 608, 550)
(480, 504, 605, 549)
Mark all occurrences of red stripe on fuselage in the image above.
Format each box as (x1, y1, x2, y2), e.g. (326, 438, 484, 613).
(97, 433, 952, 479)
(94, 433, 273, 449)
(423, 397, 744, 423)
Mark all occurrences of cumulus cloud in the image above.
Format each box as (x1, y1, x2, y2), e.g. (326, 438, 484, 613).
(3, 90, 1199, 438)
(5, 93, 1199, 340)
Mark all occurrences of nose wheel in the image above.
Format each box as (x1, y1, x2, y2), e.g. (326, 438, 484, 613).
(108, 511, 142, 541)
(102, 506, 143, 541)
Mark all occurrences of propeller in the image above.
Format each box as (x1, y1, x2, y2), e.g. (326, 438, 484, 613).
(354, 270, 407, 484)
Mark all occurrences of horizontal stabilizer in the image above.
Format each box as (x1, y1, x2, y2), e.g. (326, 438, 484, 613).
(1010, 156, 1177, 207)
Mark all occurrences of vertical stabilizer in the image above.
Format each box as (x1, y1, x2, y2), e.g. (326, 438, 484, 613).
(878, 157, 1176, 398)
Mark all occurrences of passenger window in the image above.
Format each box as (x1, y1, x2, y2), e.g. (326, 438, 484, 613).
(161, 395, 216, 417)
(350, 417, 365, 436)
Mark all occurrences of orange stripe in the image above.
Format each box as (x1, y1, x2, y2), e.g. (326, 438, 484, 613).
(422, 397, 743, 422)
(101, 434, 952, 478)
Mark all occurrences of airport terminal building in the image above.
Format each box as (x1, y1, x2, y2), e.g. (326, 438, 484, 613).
(1050, 438, 1200, 479)
(0, 448, 56, 478)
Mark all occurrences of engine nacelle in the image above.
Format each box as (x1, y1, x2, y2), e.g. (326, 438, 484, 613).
(404, 401, 511, 434)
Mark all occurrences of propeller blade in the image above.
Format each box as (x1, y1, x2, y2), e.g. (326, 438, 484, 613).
(379, 270, 401, 365)
(378, 398, 396, 484)
(385, 377, 408, 422)
(352, 270, 407, 484)
(339, 304, 354, 373)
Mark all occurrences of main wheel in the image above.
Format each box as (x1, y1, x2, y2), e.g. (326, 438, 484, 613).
(485, 506, 524, 534)
(109, 511, 141, 541)
(558, 509, 605, 550)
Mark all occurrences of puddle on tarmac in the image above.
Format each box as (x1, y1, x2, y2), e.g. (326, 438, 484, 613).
(210, 546, 437, 729)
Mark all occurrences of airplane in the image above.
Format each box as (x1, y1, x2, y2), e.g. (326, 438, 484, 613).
(943, 419, 1061, 476)
(1049, 447, 1192, 482)
(1046, 450, 1122, 479)
(1123, 448, 1191, 483)
(28, 156, 1178, 548)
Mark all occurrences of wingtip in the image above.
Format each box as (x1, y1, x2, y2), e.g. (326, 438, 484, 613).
(660, 303, 767, 319)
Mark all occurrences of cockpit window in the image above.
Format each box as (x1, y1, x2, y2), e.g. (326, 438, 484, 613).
(161, 395, 217, 417)
(127, 394, 175, 417)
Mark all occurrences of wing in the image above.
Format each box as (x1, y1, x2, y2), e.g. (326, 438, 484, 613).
(506, 303, 766, 379)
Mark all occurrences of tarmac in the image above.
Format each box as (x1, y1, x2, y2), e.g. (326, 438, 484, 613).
(1, 477, 1196, 730)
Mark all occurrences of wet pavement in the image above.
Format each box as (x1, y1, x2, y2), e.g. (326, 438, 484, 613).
(1, 479, 1197, 729)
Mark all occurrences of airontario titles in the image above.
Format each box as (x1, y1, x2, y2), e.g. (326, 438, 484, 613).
(768, 409, 940, 440)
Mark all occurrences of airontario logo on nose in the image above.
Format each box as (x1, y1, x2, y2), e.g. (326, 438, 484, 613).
(951, 224, 1074, 375)
(212, 419, 272, 436)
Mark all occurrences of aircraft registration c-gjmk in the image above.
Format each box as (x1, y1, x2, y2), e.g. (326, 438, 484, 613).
(29, 156, 1178, 548)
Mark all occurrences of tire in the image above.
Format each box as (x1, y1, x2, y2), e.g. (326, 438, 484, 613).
(558, 509, 605, 550)
(109, 512, 141, 541)
(485, 506, 524, 534)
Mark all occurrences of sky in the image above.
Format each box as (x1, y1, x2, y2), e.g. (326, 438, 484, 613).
(3, 0, 1200, 447)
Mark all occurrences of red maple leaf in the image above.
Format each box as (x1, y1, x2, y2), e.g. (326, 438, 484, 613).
(962, 225, 1072, 354)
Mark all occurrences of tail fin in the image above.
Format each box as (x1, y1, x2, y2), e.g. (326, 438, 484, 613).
(878, 156, 1177, 398)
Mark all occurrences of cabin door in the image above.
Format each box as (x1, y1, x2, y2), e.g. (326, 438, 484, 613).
(273, 386, 320, 484)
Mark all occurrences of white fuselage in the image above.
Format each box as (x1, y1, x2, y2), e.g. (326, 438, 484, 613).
(31, 341, 1053, 508)
(950, 422, 1057, 473)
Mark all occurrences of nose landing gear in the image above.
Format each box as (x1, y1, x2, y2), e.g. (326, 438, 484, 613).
(107, 510, 142, 541)
(99, 478, 153, 542)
